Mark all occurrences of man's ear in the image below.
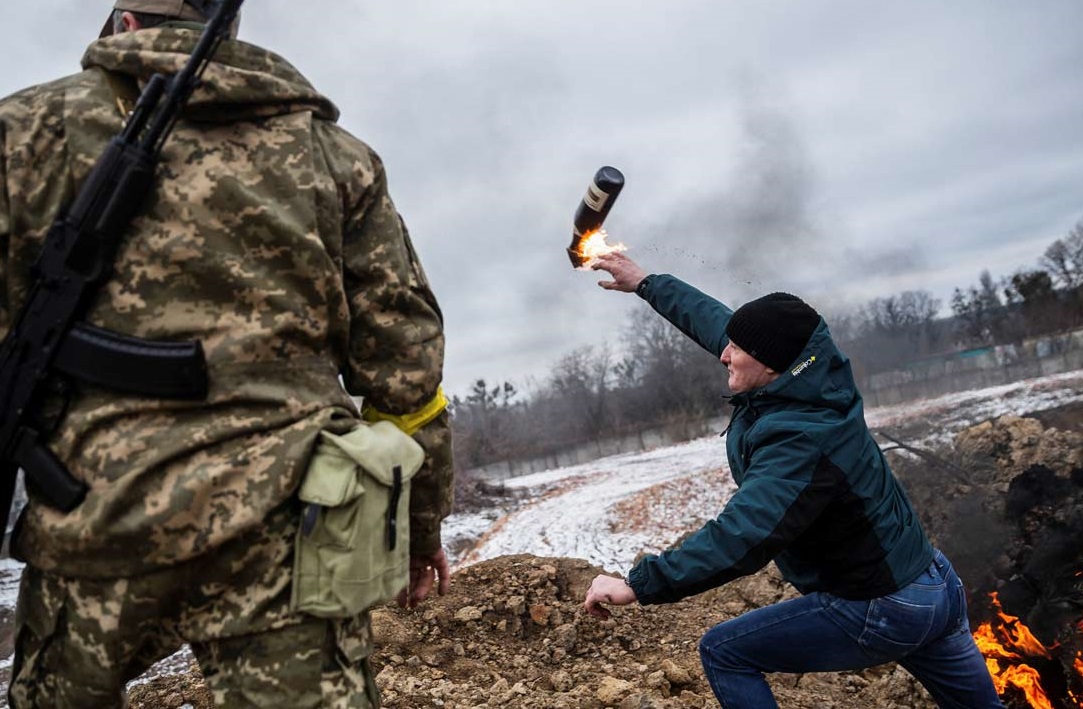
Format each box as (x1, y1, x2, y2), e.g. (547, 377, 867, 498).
(120, 11, 143, 32)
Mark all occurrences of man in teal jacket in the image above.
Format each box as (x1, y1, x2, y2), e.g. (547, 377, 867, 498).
(583, 253, 1002, 708)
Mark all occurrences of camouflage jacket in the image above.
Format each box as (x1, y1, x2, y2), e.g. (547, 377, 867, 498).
(0, 28, 452, 577)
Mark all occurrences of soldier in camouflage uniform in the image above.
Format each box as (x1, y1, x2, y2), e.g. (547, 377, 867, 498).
(0, 2, 454, 707)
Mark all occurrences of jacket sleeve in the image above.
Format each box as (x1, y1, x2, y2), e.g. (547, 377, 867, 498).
(627, 428, 840, 604)
(639, 274, 733, 357)
(340, 151, 453, 555)
(0, 84, 71, 342)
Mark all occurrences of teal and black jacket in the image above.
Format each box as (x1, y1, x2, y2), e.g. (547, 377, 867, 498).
(626, 275, 934, 603)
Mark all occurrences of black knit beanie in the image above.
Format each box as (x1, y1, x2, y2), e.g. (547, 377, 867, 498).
(725, 293, 820, 372)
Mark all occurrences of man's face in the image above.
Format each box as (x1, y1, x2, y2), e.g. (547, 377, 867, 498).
(720, 341, 779, 393)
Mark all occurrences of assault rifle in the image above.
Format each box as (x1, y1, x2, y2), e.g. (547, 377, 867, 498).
(0, 0, 245, 543)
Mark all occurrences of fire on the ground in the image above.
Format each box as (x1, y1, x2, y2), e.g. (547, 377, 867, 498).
(974, 592, 1083, 708)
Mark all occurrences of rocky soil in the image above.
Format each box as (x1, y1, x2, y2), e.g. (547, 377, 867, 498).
(954, 413, 1083, 483)
(367, 556, 935, 709)
(125, 557, 934, 709)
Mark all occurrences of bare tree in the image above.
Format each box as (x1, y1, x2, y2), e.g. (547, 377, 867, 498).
(821, 308, 858, 344)
(547, 344, 618, 441)
(621, 305, 724, 421)
(1040, 220, 1083, 290)
(951, 270, 1004, 345)
(848, 290, 944, 369)
(1002, 269, 1060, 339)
(860, 291, 941, 335)
(450, 379, 519, 468)
(1004, 269, 1055, 305)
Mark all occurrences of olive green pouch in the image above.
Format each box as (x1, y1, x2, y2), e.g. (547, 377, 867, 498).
(291, 421, 424, 618)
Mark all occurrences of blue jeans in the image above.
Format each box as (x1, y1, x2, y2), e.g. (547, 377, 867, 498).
(698, 550, 1004, 708)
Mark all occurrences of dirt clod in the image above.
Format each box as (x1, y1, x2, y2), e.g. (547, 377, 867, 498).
(954, 414, 1083, 481)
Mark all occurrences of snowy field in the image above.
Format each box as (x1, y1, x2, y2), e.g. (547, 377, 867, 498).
(445, 369, 1083, 574)
(453, 435, 736, 574)
(0, 369, 1080, 701)
(864, 370, 1083, 447)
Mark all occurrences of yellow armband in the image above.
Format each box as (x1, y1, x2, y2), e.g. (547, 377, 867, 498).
(362, 387, 449, 436)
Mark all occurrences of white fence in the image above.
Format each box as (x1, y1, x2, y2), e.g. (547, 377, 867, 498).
(468, 415, 728, 483)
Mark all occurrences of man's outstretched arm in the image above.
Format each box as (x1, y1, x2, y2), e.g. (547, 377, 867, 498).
(591, 253, 732, 356)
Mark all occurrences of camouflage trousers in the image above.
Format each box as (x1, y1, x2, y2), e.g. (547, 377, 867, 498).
(8, 503, 380, 709)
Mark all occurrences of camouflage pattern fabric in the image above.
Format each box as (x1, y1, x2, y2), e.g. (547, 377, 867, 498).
(408, 409, 452, 553)
(0, 26, 453, 577)
(9, 503, 379, 708)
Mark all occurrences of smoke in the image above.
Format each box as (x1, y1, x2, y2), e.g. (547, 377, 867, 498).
(630, 83, 939, 314)
(999, 464, 1083, 644)
(939, 492, 1014, 605)
(635, 92, 823, 302)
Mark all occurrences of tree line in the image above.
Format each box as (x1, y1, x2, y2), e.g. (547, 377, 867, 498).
(452, 220, 1083, 471)
(450, 306, 723, 471)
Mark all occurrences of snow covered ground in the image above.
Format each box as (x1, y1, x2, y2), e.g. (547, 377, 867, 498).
(455, 435, 735, 574)
(865, 370, 1083, 447)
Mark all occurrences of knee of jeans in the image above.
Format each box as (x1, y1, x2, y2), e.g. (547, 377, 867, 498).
(698, 627, 739, 669)
(698, 631, 718, 664)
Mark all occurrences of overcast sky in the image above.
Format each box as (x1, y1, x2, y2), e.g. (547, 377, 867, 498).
(4, 2, 1083, 397)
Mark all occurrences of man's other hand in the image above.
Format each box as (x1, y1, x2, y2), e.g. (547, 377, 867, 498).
(583, 574, 637, 619)
(592, 252, 647, 292)
(397, 548, 451, 608)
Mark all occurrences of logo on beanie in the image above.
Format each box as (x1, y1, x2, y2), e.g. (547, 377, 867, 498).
(790, 356, 816, 377)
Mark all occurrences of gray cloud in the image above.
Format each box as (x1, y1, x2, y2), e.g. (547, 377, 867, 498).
(3, 1, 1083, 395)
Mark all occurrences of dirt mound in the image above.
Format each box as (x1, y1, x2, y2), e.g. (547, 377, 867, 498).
(370, 554, 933, 708)
(126, 555, 934, 708)
(954, 414, 1083, 483)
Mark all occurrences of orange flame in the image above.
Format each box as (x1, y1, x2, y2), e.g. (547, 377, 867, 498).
(1072, 654, 1083, 707)
(1074, 654, 1083, 702)
(574, 229, 627, 269)
(973, 592, 1057, 709)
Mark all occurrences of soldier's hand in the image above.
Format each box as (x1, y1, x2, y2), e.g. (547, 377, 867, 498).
(583, 574, 637, 619)
(592, 252, 648, 293)
(397, 548, 451, 608)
